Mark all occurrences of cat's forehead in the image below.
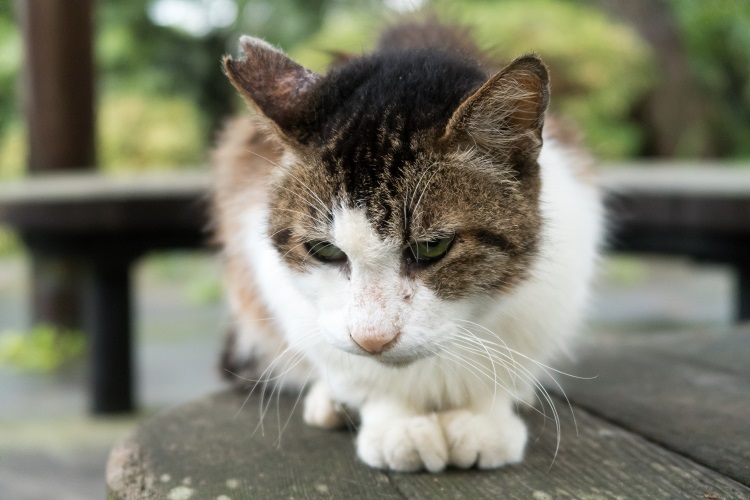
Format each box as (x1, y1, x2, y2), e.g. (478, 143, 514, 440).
(299, 50, 486, 202)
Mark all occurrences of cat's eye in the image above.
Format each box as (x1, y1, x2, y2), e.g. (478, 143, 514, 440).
(305, 240, 347, 263)
(408, 236, 454, 264)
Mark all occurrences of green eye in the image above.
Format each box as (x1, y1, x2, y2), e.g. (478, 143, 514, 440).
(305, 240, 347, 263)
(409, 235, 454, 263)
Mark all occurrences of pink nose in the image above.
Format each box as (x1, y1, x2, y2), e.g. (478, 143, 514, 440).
(351, 331, 400, 354)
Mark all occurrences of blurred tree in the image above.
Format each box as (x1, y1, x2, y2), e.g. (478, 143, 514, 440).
(1, 0, 749, 170)
(584, 0, 750, 158)
(670, 0, 750, 157)
(98, 0, 330, 144)
(0, 1, 21, 164)
(584, 0, 714, 157)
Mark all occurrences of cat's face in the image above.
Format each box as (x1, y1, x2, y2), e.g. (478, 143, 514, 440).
(225, 36, 549, 365)
(266, 145, 541, 364)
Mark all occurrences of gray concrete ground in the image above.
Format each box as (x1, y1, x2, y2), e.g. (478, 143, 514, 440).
(0, 252, 736, 499)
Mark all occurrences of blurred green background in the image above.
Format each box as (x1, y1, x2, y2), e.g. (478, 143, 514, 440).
(1, 0, 749, 182)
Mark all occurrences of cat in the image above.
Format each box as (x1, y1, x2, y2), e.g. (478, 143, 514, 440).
(212, 20, 602, 472)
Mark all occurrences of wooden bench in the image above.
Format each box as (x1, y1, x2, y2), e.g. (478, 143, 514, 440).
(601, 162, 750, 319)
(1, 162, 749, 414)
(0, 172, 210, 413)
(105, 326, 750, 498)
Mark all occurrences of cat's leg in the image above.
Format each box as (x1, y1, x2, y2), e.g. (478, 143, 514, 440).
(303, 380, 345, 429)
(356, 401, 449, 472)
(439, 402, 527, 469)
(220, 321, 312, 393)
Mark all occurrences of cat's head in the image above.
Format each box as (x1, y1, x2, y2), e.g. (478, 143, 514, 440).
(224, 36, 549, 366)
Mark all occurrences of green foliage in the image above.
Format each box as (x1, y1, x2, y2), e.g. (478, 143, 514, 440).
(99, 93, 206, 171)
(444, 0, 655, 159)
(0, 5, 22, 176)
(143, 252, 223, 305)
(0, 226, 21, 257)
(0, 325, 86, 373)
(291, 8, 384, 71)
(1, 0, 748, 164)
(0, 121, 25, 179)
(669, 0, 750, 157)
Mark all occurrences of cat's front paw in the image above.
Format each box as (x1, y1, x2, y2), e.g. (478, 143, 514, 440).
(439, 409, 527, 469)
(303, 381, 345, 429)
(357, 414, 448, 472)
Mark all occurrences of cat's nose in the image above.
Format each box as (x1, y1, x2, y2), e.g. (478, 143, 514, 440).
(350, 331, 400, 355)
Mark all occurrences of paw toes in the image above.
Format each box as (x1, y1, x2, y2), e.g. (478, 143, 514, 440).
(442, 410, 528, 470)
(357, 429, 386, 469)
(478, 416, 527, 468)
(358, 415, 448, 472)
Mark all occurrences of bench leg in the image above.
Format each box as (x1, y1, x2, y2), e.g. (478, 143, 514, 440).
(84, 256, 134, 414)
(739, 264, 750, 322)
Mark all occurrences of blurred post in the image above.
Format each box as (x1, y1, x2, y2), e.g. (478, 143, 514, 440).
(18, 0, 96, 332)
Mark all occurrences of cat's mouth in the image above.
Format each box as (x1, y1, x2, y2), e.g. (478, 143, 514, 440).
(361, 350, 433, 368)
(375, 356, 414, 368)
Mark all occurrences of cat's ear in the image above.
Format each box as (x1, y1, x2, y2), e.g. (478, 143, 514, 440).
(443, 55, 549, 160)
(223, 36, 320, 140)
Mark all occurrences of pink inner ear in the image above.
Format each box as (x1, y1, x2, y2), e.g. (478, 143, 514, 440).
(223, 37, 320, 134)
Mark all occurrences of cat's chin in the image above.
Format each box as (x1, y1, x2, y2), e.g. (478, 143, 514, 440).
(375, 357, 415, 369)
(359, 351, 432, 369)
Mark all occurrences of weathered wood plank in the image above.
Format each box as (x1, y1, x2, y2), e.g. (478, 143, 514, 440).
(559, 329, 750, 487)
(107, 390, 399, 500)
(107, 390, 750, 499)
(599, 163, 750, 197)
(621, 327, 750, 378)
(0, 172, 209, 204)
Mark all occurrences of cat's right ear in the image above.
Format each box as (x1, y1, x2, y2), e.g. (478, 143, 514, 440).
(223, 36, 320, 141)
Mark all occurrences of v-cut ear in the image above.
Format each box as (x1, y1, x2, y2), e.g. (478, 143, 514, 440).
(443, 55, 549, 160)
(223, 36, 320, 141)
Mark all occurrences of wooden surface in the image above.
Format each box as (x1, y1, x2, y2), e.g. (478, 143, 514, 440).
(558, 327, 750, 488)
(0, 172, 209, 235)
(107, 329, 750, 499)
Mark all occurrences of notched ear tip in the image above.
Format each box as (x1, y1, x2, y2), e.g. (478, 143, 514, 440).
(221, 35, 321, 142)
(238, 35, 283, 57)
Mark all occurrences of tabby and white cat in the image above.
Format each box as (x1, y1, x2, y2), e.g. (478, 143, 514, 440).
(213, 21, 602, 472)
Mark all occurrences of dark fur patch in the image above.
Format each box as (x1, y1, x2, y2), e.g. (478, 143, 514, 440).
(230, 23, 549, 300)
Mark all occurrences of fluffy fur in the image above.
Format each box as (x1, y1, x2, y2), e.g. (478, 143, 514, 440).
(213, 21, 602, 472)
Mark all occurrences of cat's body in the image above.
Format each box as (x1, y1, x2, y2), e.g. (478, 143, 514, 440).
(213, 21, 602, 472)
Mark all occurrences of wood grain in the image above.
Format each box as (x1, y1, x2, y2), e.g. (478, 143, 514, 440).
(559, 328, 750, 488)
(107, 389, 750, 499)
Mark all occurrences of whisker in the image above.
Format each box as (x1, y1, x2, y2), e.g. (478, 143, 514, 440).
(276, 364, 317, 447)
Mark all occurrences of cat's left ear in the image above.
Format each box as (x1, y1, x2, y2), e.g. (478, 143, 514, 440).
(443, 55, 549, 160)
(223, 36, 320, 140)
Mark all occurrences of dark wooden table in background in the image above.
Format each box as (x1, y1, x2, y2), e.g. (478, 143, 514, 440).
(1, 163, 749, 414)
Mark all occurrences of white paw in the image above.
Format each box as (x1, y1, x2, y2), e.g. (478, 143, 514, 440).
(440, 409, 527, 469)
(303, 381, 345, 429)
(357, 414, 448, 472)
